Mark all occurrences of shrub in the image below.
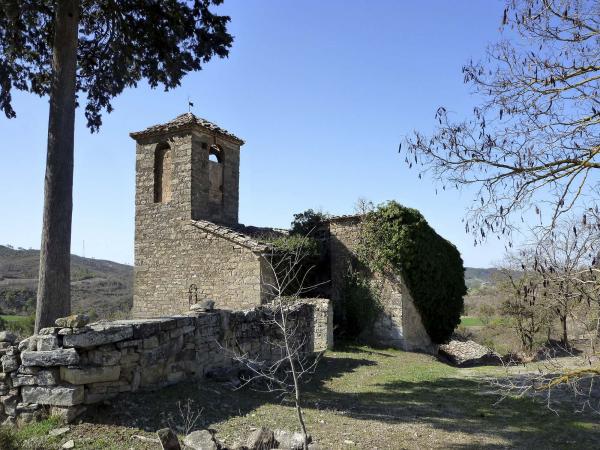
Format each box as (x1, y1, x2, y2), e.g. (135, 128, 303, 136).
(358, 201, 466, 344)
(290, 209, 329, 236)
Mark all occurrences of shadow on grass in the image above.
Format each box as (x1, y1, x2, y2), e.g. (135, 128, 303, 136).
(82, 353, 376, 433)
(82, 344, 600, 449)
(304, 370, 600, 448)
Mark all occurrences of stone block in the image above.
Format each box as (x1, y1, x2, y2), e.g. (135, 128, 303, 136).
(37, 335, 59, 351)
(12, 369, 59, 387)
(18, 336, 37, 352)
(0, 331, 17, 344)
(21, 349, 79, 367)
(60, 366, 121, 385)
(39, 327, 61, 335)
(62, 324, 133, 348)
(55, 314, 90, 328)
(1, 390, 20, 416)
(21, 385, 84, 406)
(87, 348, 121, 366)
(116, 339, 142, 349)
(1, 354, 19, 373)
(50, 405, 86, 423)
(143, 336, 159, 349)
(83, 390, 118, 405)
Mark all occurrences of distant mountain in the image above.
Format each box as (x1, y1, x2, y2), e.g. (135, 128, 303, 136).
(0, 245, 132, 319)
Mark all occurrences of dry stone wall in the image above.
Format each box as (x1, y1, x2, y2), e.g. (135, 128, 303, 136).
(0, 300, 332, 425)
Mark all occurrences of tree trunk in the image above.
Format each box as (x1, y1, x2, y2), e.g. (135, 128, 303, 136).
(35, 0, 80, 332)
(561, 314, 569, 349)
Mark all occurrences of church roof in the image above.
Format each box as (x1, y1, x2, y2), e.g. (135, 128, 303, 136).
(191, 220, 270, 252)
(130, 112, 244, 144)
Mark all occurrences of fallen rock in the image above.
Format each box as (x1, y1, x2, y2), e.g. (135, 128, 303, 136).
(49, 426, 70, 437)
(62, 440, 75, 449)
(247, 427, 275, 450)
(55, 314, 90, 329)
(157, 428, 181, 450)
(274, 429, 307, 450)
(438, 340, 501, 367)
(183, 429, 220, 449)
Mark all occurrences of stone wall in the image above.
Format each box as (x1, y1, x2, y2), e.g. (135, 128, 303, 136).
(0, 300, 332, 425)
(133, 123, 248, 317)
(327, 217, 433, 352)
(133, 217, 266, 317)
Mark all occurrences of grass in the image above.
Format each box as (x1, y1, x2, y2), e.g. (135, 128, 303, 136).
(0, 314, 34, 338)
(460, 315, 485, 327)
(14, 345, 600, 449)
(0, 315, 30, 323)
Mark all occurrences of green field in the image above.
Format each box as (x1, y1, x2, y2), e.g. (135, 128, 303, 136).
(1, 314, 30, 323)
(0, 314, 34, 337)
(460, 316, 485, 326)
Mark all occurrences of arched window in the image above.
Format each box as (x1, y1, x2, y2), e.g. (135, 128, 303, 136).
(209, 145, 222, 163)
(154, 142, 172, 203)
(208, 145, 223, 207)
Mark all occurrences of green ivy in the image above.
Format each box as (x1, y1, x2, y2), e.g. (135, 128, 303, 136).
(358, 201, 466, 343)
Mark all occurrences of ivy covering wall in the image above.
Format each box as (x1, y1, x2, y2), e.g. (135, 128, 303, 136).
(358, 201, 466, 343)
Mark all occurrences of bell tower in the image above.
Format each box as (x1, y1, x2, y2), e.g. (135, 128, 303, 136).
(130, 113, 244, 227)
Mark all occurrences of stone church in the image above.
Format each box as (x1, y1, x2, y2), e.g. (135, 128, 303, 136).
(130, 113, 433, 352)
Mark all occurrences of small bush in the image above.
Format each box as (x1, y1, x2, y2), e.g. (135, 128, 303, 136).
(0, 314, 35, 338)
(290, 209, 329, 236)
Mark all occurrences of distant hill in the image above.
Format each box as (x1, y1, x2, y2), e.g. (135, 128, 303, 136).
(464, 267, 503, 290)
(0, 243, 502, 318)
(0, 245, 132, 319)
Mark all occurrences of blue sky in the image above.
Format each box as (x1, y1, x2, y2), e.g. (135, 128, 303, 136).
(0, 0, 511, 267)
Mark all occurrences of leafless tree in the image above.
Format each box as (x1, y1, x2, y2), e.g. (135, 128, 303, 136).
(494, 217, 600, 413)
(533, 219, 600, 347)
(498, 249, 553, 353)
(404, 0, 600, 243)
(228, 236, 326, 450)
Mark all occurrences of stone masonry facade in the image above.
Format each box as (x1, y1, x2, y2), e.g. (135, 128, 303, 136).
(131, 114, 272, 316)
(130, 113, 432, 352)
(327, 216, 434, 352)
(0, 300, 332, 425)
